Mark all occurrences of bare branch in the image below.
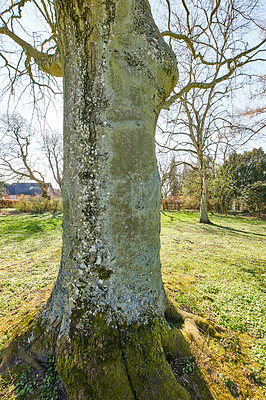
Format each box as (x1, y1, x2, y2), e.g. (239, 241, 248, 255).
(0, 23, 62, 77)
(0, 113, 49, 197)
(163, 66, 237, 108)
(161, 30, 266, 69)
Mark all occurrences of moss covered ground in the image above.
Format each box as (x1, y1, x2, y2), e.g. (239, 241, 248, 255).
(0, 211, 265, 399)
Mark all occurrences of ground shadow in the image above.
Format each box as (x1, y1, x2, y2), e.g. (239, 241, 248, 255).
(213, 224, 266, 238)
(1, 213, 62, 242)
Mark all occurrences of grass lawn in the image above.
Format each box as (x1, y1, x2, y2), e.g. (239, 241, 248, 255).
(161, 212, 266, 367)
(0, 211, 265, 399)
(0, 213, 62, 350)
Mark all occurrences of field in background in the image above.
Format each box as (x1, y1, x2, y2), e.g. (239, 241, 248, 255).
(0, 211, 265, 399)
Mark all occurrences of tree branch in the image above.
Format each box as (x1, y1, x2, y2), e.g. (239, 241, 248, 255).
(163, 66, 238, 109)
(161, 30, 265, 69)
(0, 23, 62, 77)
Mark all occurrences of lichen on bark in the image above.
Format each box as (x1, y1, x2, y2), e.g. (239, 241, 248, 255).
(45, 0, 179, 334)
(0, 1, 214, 399)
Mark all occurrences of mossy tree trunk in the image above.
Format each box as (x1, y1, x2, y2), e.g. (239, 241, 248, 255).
(24, 0, 194, 398)
(0, 2, 216, 398)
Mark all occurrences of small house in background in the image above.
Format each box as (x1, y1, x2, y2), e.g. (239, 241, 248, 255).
(4, 182, 61, 200)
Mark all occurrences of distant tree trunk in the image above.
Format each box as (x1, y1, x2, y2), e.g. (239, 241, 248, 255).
(221, 199, 227, 214)
(199, 164, 211, 224)
(42, 130, 63, 190)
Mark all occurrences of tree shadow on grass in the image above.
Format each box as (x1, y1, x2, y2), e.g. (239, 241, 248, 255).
(8, 221, 45, 242)
(212, 224, 266, 238)
(2, 214, 62, 242)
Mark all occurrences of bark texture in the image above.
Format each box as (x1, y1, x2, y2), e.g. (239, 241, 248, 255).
(47, 0, 178, 330)
(0, 1, 213, 399)
(41, 0, 186, 398)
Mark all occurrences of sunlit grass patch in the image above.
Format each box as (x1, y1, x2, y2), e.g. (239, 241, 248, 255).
(161, 211, 266, 397)
(0, 213, 62, 349)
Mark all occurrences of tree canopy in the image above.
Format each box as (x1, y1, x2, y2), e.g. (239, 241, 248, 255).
(213, 147, 266, 212)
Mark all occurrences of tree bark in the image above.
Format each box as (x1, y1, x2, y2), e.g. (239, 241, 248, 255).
(18, 1, 193, 398)
(0, 1, 216, 398)
(199, 165, 211, 224)
(50, 0, 178, 333)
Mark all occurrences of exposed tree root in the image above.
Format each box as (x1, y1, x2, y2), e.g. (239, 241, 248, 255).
(1, 301, 265, 399)
(0, 297, 230, 400)
(0, 306, 217, 400)
(165, 299, 226, 338)
(17, 349, 45, 378)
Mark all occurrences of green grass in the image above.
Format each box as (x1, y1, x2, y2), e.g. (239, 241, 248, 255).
(161, 212, 266, 372)
(0, 213, 62, 349)
(0, 211, 265, 399)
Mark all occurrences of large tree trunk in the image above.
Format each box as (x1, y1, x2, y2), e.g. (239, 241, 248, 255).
(0, 2, 215, 399)
(28, 0, 191, 398)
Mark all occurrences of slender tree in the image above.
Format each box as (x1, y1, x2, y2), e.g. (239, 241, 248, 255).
(0, 113, 49, 198)
(159, 155, 182, 198)
(42, 129, 62, 189)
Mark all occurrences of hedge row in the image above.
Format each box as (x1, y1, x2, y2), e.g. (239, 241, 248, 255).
(0, 196, 62, 213)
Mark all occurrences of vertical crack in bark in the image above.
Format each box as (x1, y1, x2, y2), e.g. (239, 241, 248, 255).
(116, 321, 138, 400)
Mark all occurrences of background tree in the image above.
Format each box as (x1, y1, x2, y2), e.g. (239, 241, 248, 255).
(0, 114, 49, 197)
(211, 163, 235, 213)
(213, 148, 266, 213)
(240, 74, 266, 131)
(168, 156, 181, 196)
(241, 181, 266, 216)
(0, 179, 9, 198)
(156, 0, 266, 223)
(42, 129, 62, 189)
(159, 155, 182, 197)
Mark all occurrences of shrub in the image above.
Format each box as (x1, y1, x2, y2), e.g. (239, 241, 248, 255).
(49, 199, 62, 213)
(208, 197, 220, 214)
(241, 182, 266, 216)
(0, 199, 17, 209)
(16, 196, 62, 213)
(16, 195, 29, 212)
(161, 195, 201, 211)
(162, 195, 182, 211)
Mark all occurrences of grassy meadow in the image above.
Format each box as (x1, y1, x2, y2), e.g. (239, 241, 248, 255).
(161, 212, 266, 399)
(0, 210, 265, 399)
